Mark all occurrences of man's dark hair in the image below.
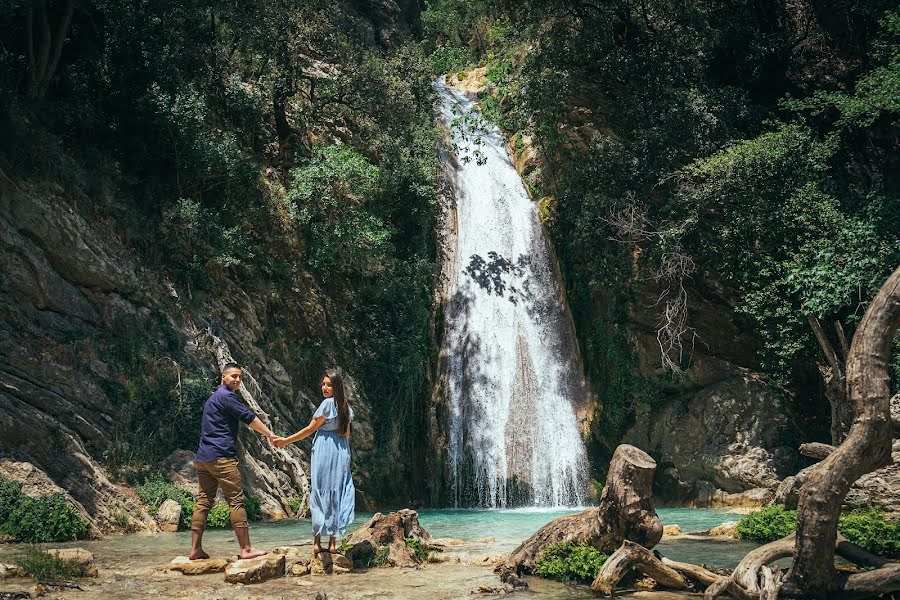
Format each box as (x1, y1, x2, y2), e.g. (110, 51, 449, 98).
(222, 362, 242, 373)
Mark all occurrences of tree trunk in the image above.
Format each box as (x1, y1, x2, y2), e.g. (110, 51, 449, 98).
(505, 444, 661, 573)
(798, 442, 835, 461)
(592, 539, 688, 595)
(25, 0, 74, 99)
(783, 265, 900, 598)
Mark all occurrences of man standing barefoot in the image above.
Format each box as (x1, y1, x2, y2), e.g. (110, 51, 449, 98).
(188, 362, 275, 560)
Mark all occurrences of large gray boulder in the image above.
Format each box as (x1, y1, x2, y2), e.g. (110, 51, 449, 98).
(623, 374, 801, 503)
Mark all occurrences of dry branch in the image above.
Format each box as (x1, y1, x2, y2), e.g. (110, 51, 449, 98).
(591, 540, 688, 595)
(798, 442, 835, 461)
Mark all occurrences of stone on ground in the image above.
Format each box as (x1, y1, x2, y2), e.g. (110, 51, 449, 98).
(156, 499, 182, 532)
(0, 563, 25, 579)
(224, 553, 285, 584)
(663, 524, 682, 536)
(707, 521, 739, 537)
(167, 556, 229, 575)
(344, 508, 431, 567)
(309, 552, 352, 575)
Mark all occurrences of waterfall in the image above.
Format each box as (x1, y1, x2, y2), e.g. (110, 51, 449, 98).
(435, 78, 589, 508)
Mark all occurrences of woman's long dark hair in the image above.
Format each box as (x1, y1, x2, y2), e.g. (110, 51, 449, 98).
(326, 370, 350, 437)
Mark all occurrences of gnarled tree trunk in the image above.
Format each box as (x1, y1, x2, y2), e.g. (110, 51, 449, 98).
(505, 444, 662, 573)
(783, 265, 900, 597)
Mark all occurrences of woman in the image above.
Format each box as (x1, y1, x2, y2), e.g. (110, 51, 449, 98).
(275, 371, 355, 554)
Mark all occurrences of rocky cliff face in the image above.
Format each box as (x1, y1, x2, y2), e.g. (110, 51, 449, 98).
(0, 173, 377, 533)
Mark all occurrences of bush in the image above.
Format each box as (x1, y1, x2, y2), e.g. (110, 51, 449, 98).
(206, 502, 231, 528)
(534, 542, 608, 584)
(839, 509, 900, 558)
(16, 548, 89, 581)
(133, 478, 195, 528)
(736, 506, 797, 542)
(0, 479, 89, 543)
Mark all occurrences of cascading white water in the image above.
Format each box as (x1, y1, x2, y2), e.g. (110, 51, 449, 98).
(436, 78, 589, 508)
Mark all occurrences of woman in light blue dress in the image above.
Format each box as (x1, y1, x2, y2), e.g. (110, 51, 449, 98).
(275, 371, 355, 554)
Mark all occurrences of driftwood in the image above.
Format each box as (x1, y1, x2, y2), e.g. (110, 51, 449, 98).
(784, 265, 900, 597)
(699, 266, 900, 599)
(505, 444, 662, 573)
(591, 540, 688, 595)
(798, 442, 835, 461)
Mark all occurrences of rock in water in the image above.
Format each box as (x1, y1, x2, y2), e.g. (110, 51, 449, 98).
(344, 508, 431, 567)
(156, 499, 182, 532)
(663, 525, 682, 536)
(167, 556, 229, 575)
(224, 553, 285, 584)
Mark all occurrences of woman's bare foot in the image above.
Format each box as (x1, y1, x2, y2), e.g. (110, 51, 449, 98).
(239, 547, 268, 559)
(312, 543, 321, 556)
(328, 538, 337, 554)
(188, 550, 210, 560)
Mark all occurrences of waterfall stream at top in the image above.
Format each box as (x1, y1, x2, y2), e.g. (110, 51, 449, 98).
(435, 78, 590, 508)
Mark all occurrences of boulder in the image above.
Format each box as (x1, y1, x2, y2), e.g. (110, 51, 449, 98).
(624, 375, 801, 502)
(273, 546, 309, 576)
(308, 552, 351, 575)
(663, 524, 682, 536)
(157, 450, 197, 488)
(0, 563, 25, 579)
(775, 440, 900, 513)
(343, 509, 430, 567)
(156, 499, 182, 532)
(706, 521, 739, 537)
(167, 556, 229, 575)
(224, 553, 285, 584)
(711, 487, 774, 508)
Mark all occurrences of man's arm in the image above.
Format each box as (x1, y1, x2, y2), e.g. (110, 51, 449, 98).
(248, 417, 275, 439)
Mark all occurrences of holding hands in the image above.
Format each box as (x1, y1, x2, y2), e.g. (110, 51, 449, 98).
(273, 436, 291, 449)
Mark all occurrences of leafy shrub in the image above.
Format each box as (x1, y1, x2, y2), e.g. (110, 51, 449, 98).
(428, 45, 472, 77)
(206, 502, 231, 528)
(16, 548, 89, 580)
(0, 479, 89, 543)
(839, 509, 900, 558)
(534, 542, 608, 583)
(133, 478, 195, 528)
(244, 496, 261, 521)
(288, 495, 303, 514)
(736, 506, 797, 542)
(404, 537, 440, 562)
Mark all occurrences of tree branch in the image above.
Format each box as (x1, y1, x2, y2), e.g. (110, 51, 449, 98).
(808, 314, 842, 375)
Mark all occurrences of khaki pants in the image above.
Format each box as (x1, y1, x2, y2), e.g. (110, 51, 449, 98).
(191, 458, 249, 532)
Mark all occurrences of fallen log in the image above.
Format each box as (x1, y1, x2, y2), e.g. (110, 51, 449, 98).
(505, 444, 662, 573)
(591, 540, 688, 596)
(798, 442, 835, 461)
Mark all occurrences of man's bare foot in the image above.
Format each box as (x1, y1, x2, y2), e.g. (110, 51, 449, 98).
(188, 550, 210, 560)
(239, 547, 268, 559)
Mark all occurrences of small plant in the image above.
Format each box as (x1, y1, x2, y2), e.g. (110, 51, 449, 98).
(337, 538, 352, 555)
(288, 495, 303, 514)
(735, 506, 797, 542)
(534, 542, 608, 584)
(206, 502, 231, 528)
(0, 479, 90, 543)
(372, 545, 391, 567)
(16, 548, 89, 580)
(133, 477, 195, 528)
(838, 509, 900, 558)
(404, 537, 438, 562)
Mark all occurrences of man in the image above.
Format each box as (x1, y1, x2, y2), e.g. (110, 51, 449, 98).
(188, 362, 274, 560)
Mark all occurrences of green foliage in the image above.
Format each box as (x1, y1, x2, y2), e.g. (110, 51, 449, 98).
(838, 509, 900, 559)
(0, 479, 89, 543)
(16, 548, 90, 581)
(337, 538, 353, 555)
(534, 542, 608, 584)
(288, 495, 303, 514)
(737, 506, 900, 559)
(736, 506, 797, 542)
(429, 45, 473, 77)
(133, 477, 196, 528)
(404, 537, 440, 562)
(288, 144, 390, 278)
(206, 503, 231, 528)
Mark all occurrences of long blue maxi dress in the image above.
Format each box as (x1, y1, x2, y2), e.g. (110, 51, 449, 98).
(310, 397, 355, 537)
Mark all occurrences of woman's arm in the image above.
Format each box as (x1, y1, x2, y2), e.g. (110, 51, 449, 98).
(275, 416, 326, 448)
